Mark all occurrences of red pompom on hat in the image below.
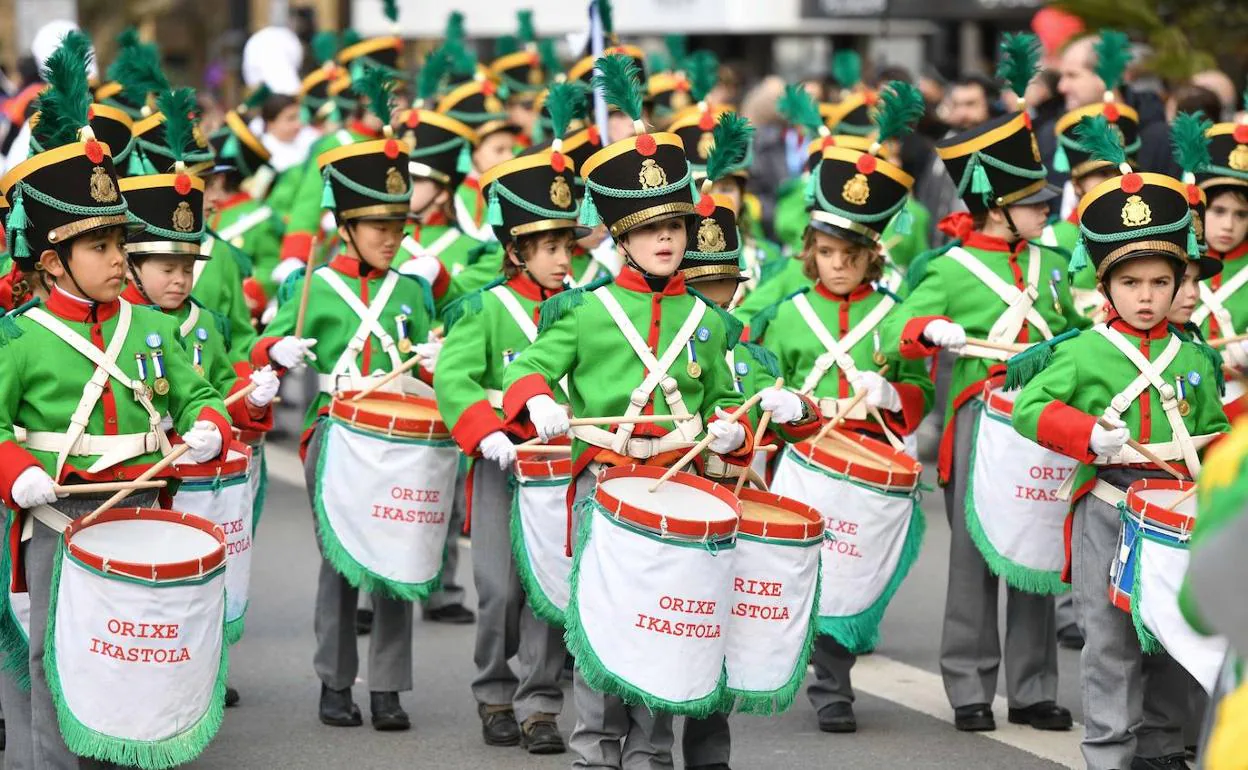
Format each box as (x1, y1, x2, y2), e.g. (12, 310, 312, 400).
(174, 173, 192, 195)
(481, 80, 496, 97)
(1235, 124, 1248, 144)
(695, 195, 716, 217)
(855, 154, 877, 174)
(1103, 103, 1119, 122)
(384, 139, 400, 159)
(635, 133, 657, 156)
(405, 110, 420, 128)
(550, 152, 566, 173)
(84, 139, 104, 164)
(1187, 184, 1202, 206)
(820, 135, 835, 150)
(587, 125, 601, 145)
(1121, 172, 1143, 194)
(699, 111, 715, 131)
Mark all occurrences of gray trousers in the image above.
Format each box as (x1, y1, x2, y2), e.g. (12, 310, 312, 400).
(680, 712, 730, 767)
(27, 491, 158, 769)
(425, 460, 468, 611)
(1056, 593, 1078, 633)
(469, 459, 565, 723)
(808, 635, 856, 710)
(1073, 488, 1189, 769)
(305, 424, 413, 692)
(569, 470, 675, 769)
(940, 403, 1059, 709)
(2, 656, 33, 770)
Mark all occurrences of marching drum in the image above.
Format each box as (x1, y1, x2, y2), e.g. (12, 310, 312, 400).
(511, 454, 575, 626)
(172, 441, 254, 644)
(771, 428, 924, 653)
(0, 510, 30, 689)
(966, 382, 1076, 595)
(48, 508, 227, 768)
(314, 392, 459, 600)
(724, 488, 822, 714)
(1112, 479, 1229, 692)
(567, 465, 738, 715)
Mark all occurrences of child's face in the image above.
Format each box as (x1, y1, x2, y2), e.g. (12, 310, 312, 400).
(1102, 256, 1179, 330)
(342, 219, 405, 271)
(691, 276, 740, 309)
(1001, 202, 1049, 241)
(1073, 169, 1114, 198)
(1205, 190, 1248, 254)
(408, 178, 447, 217)
(607, 111, 636, 144)
(506, 100, 537, 135)
(131, 255, 195, 310)
(709, 179, 744, 214)
(42, 227, 128, 303)
(511, 231, 573, 290)
(472, 131, 517, 173)
(202, 173, 229, 216)
(268, 103, 303, 143)
(1168, 262, 1201, 326)
(619, 217, 688, 277)
(807, 230, 872, 296)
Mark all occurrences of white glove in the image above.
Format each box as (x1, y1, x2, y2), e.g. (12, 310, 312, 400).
(1090, 416, 1130, 457)
(759, 387, 804, 424)
(397, 253, 443, 285)
(183, 420, 224, 464)
(922, 319, 967, 351)
(852, 370, 902, 412)
(260, 298, 278, 326)
(271, 257, 305, 286)
(1226, 340, 1248, 370)
(270, 336, 318, 368)
(414, 334, 442, 375)
(527, 395, 570, 442)
(12, 466, 60, 509)
(478, 431, 518, 470)
(707, 408, 747, 455)
(246, 366, 280, 407)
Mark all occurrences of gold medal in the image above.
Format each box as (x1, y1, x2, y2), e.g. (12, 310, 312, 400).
(1178, 400, 1191, 417)
(873, 351, 887, 366)
(398, 338, 413, 354)
(687, 361, 702, 378)
(154, 378, 170, 396)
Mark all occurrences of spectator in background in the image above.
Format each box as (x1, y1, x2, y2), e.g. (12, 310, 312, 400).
(740, 75, 790, 240)
(1030, 69, 1067, 193)
(917, 66, 950, 141)
(261, 93, 318, 174)
(1190, 70, 1238, 120)
(0, 55, 40, 160)
(1167, 83, 1224, 123)
(708, 63, 743, 108)
(946, 74, 1002, 132)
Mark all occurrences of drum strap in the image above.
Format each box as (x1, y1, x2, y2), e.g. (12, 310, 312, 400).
(568, 257, 602, 289)
(30, 504, 72, 534)
(25, 302, 170, 476)
(454, 191, 494, 243)
(1039, 225, 1058, 248)
(1192, 271, 1248, 335)
(216, 206, 273, 244)
(319, 270, 403, 377)
(792, 292, 894, 395)
(488, 286, 570, 399)
(582, 287, 706, 455)
(1093, 324, 1201, 475)
(726, 349, 743, 394)
(178, 303, 201, 338)
(946, 245, 1052, 359)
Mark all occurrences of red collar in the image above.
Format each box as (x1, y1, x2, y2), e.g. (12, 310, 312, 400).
(1106, 310, 1171, 340)
(347, 120, 381, 139)
(214, 192, 252, 216)
(1210, 241, 1248, 263)
(962, 229, 1025, 255)
(329, 254, 388, 280)
(814, 282, 874, 303)
(614, 265, 687, 296)
(46, 285, 119, 323)
(1066, 209, 1079, 224)
(507, 272, 564, 301)
(120, 283, 151, 305)
(462, 176, 482, 192)
(424, 210, 450, 227)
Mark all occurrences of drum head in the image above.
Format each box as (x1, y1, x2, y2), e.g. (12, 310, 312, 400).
(594, 465, 740, 540)
(1125, 478, 1197, 535)
(66, 508, 227, 581)
(737, 489, 823, 540)
(801, 429, 921, 491)
(331, 392, 449, 439)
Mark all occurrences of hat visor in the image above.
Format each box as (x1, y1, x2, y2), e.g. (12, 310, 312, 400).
(348, 211, 411, 222)
(1011, 183, 1063, 207)
(808, 218, 877, 249)
(685, 270, 749, 285)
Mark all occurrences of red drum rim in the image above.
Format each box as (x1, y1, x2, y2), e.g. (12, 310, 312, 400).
(515, 456, 574, 480)
(170, 441, 252, 480)
(593, 464, 740, 539)
(982, 381, 1018, 417)
(736, 488, 824, 540)
(795, 429, 920, 490)
(1125, 478, 1196, 534)
(65, 507, 227, 581)
(330, 391, 449, 439)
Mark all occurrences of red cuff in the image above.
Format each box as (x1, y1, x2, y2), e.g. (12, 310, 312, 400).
(242, 277, 267, 319)
(882, 382, 927, 437)
(226, 367, 274, 433)
(776, 393, 823, 443)
(899, 315, 948, 359)
(1035, 401, 1097, 463)
(416, 362, 435, 388)
(280, 232, 314, 262)
(0, 441, 42, 511)
(251, 336, 282, 370)
(502, 373, 554, 431)
(430, 261, 451, 300)
(196, 408, 234, 463)
(451, 400, 507, 456)
(711, 413, 757, 467)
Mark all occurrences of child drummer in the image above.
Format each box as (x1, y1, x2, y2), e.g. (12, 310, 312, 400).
(432, 81, 589, 754)
(0, 34, 231, 767)
(251, 67, 438, 732)
(1009, 124, 1230, 770)
(750, 82, 934, 734)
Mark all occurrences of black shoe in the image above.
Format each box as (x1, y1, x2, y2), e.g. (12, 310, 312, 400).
(421, 603, 476, 624)
(1131, 755, 1191, 770)
(370, 691, 411, 731)
(225, 685, 240, 707)
(355, 607, 374, 635)
(0, 717, 5, 751)
(1007, 701, 1073, 731)
(319, 683, 363, 727)
(1057, 624, 1085, 650)
(478, 704, 522, 746)
(520, 715, 566, 754)
(954, 704, 995, 732)
(817, 702, 857, 733)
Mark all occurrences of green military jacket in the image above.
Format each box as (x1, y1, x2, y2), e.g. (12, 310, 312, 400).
(193, 234, 258, 364)
(211, 192, 282, 302)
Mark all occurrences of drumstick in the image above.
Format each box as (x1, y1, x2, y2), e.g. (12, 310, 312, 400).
(1170, 484, 1198, 509)
(350, 355, 424, 401)
(293, 252, 318, 339)
(55, 480, 167, 495)
(649, 378, 779, 493)
(810, 365, 890, 447)
(514, 445, 574, 454)
(733, 379, 785, 495)
(1095, 418, 1184, 480)
(964, 337, 1030, 354)
(1206, 332, 1248, 348)
(225, 383, 258, 407)
(567, 414, 695, 427)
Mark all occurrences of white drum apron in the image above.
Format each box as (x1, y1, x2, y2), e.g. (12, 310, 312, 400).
(724, 489, 823, 715)
(566, 466, 738, 716)
(172, 443, 254, 645)
(314, 417, 459, 601)
(237, 430, 267, 531)
(48, 508, 227, 769)
(770, 434, 924, 654)
(965, 386, 1074, 595)
(510, 456, 574, 627)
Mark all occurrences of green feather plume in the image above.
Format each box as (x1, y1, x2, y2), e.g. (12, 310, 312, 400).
(685, 50, 719, 104)
(647, 51, 670, 76)
(776, 83, 825, 138)
(115, 26, 141, 54)
(107, 37, 169, 107)
(1074, 114, 1127, 167)
(417, 48, 450, 102)
(495, 35, 520, 58)
(33, 31, 93, 149)
(1094, 29, 1131, 92)
(382, 0, 399, 24)
(156, 88, 198, 164)
(1171, 111, 1213, 180)
(311, 31, 340, 66)
(996, 32, 1040, 99)
(704, 112, 753, 183)
(538, 39, 561, 76)
(831, 50, 862, 90)
(446, 40, 478, 78)
(1004, 329, 1079, 390)
(241, 83, 271, 112)
(341, 29, 362, 49)
(665, 36, 688, 68)
(597, 0, 615, 37)
(873, 80, 925, 144)
(591, 53, 644, 121)
(546, 81, 587, 139)
(354, 63, 396, 126)
(517, 10, 536, 44)
(444, 12, 465, 44)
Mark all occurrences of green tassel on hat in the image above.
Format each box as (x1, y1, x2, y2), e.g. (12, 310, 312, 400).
(688, 168, 699, 198)
(140, 148, 159, 176)
(127, 147, 146, 176)
(1052, 142, 1070, 173)
(1067, 236, 1090, 278)
(803, 166, 819, 207)
(486, 185, 504, 226)
(892, 204, 913, 236)
(969, 156, 992, 202)
(299, 103, 312, 125)
(456, 141, 473, 174)
(7, 185, 29, 262)
(221, 133, 241, 160)
(320, 172, 337, 210)
(578, 187, 601, 228)
(1188, 222, 1201, 258)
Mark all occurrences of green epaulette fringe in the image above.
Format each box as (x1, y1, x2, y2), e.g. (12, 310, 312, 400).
(759, 254, 791, 284)
(396, 271, 437, 323)
(1004, 328, 1080, 390)
(749, 286, 810, 342)
(537, 274, 612, 334)
(0, 310, 19, 347)
(466, 240, 500, 267)
(440, 276, 506, 334)
(277, 266, 307, 305)
(687, 287, 744, 349)
(739, 341, 780, 378)
(876, 284, 903, 303)
(904, 238, 960, 291)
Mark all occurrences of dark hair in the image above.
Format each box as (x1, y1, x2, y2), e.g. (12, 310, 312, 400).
(876, 65, 914, 85)
(16, 55, 40, 87)
(1034, 69, 1059, 97)
(953, 74, 1003, 115)
(1171, 84, 1223, 124)
(1208, 186, 1248, 208)
(1100, 253, 1184, 293)
(799, 228, 883, 284)
(261, 94, 299, 124)
(504, 229, 577, 278)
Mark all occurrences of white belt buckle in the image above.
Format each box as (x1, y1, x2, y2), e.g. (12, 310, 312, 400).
(625, 437, 657, 460)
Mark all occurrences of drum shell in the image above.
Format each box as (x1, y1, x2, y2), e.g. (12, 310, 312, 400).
(791, 429, 920, 493)
(736, 488, 824, 541)
(330, 391, 450, 440)
(592, 465, 740, 542)
(64, 507, 227, 582)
